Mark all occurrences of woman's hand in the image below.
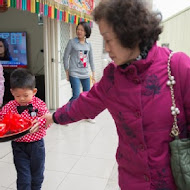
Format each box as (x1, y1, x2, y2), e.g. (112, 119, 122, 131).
(30, 114, 54, 133)
(66, 70, 69, 81)
(91, 72, 96, 84)
(41, 113, 54, 127)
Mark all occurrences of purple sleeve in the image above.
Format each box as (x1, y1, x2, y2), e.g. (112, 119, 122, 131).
(53, 82, 106, 125)
(172, 52, 190, 134)
(53, 63, 117, 125)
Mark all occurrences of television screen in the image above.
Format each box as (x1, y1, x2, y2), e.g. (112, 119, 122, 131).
(0, 32, 27, 68)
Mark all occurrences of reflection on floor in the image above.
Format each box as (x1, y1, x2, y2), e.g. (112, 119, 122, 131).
(0, 109, 119, 190)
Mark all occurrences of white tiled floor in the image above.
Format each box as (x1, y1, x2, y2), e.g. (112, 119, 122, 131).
(0, 109, 119, 190)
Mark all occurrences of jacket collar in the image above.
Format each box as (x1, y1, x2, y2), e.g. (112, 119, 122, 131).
(74, 37, 89, 44)
(117, 43, 158, 74)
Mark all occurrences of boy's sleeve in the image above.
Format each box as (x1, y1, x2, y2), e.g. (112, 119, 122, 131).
(0, 102, 11, 120)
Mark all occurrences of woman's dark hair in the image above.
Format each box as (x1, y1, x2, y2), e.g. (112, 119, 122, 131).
(0, 38, 12, 61)
(76, 21, 91, 38)
(93, 0, 163, 51)
(10, 68, 36, 90)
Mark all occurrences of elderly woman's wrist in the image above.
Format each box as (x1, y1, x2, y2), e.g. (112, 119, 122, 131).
(52, 112, 59, 124)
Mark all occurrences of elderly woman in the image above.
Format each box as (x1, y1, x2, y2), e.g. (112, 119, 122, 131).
(42, 0, 190, 189)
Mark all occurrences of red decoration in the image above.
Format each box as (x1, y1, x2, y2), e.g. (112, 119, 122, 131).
(0, 0, 8, 13)
(0, 111, 32, 136)
(0, 123, 8, 136)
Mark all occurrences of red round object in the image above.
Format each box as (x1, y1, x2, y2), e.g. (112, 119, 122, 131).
(0, 111, 32, 142)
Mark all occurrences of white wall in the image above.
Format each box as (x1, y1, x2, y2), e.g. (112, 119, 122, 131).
(0, 7, 44, 75)
(57, 21, 72, 107)
(158, 7, 190, 56)
(88, 22, 105, 81)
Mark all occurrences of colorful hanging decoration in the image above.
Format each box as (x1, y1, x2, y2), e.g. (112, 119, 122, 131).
(0, 0, 94, 26)
(0, 0, 8, 12)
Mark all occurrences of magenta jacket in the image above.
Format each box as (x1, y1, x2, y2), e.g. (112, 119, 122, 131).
(53, 44, 190, 190)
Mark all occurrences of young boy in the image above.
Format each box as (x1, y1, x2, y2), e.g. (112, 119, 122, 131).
(0, 68, 50, 190)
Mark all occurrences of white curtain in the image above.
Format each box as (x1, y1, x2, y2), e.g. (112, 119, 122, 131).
(43, 17, 59, 110)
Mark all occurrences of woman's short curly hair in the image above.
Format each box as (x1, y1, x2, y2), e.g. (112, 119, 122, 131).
(93, 0, 163, 51)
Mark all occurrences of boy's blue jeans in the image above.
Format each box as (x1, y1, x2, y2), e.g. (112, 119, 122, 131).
(11, 139, 45, 190)
(69, 76, 90, 101)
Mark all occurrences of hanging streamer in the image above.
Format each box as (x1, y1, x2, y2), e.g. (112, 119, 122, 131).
(39, 0, 43, 13)
(22, 0, 24, 10)
(35, 0, 39, 13)
(31, 0, 35, 13)
(51, 5, 54, 19)
(7, 0, 10, 7)
(56, 9, 59, 20)
(16, 0, 19, 9)
(9, 0, 93, 26)
(59, 10, 62, 21)
(48, 4, 51, 18)
(44, 3, 47, 16)
(11, 0, 16, 8)
(27, 0, 30, 11)
(23, 0, 27, 10)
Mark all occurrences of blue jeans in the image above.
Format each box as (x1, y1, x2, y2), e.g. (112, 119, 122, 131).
(69, 76, 90, 101)
(11, 139, 45, 190)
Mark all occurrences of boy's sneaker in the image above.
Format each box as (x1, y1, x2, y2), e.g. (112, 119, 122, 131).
(86, 119, 96, 124)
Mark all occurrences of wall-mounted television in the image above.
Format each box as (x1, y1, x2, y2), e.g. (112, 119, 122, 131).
(0, 32, 27, 68)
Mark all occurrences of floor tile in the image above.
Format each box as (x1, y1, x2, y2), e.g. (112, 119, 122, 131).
(42, 170, 67, 190)
(0, 162, 16, 188)
(0, 186, 8, 190)
(84, 139, 117, 160)
(70, 156, 115, 178)
(105, 162, 119, 190)
(0, 141, 12, 159)
(45, 151, 80, 172)
(0, 151, 13, 164)
(47, 139, 90, 156)
(57, 174, 108, 190)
